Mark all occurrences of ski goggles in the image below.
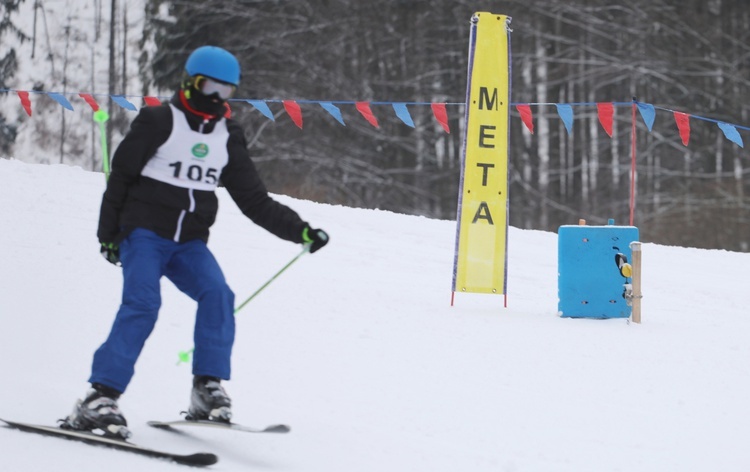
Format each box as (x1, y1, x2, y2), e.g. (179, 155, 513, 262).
(194, 75, 237, 100)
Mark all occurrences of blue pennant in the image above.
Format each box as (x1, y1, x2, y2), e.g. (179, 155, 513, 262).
(319, 102, 345, 126)
(48, 92, 74, 111)
(110, 95, 137, 111)
(555, 104, 574, 135)
(636, 102, 656, 132)
(392, 103, 415, 128)
(718, 122, 744, 148)
(246, 100, 275, 121)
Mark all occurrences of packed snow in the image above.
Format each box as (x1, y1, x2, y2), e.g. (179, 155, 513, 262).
(1, 158, 749, 471)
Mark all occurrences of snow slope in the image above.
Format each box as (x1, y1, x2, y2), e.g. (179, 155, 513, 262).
(1, 159, 749, 471)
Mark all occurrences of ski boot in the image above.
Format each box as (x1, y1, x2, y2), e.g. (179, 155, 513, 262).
(61, 384, 131, 439)
(185, 376, 232, 423)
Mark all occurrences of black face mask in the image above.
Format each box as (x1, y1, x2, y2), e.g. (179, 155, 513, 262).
(188, 87, 227, 116)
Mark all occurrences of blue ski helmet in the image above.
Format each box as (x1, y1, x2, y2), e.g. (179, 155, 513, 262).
(185, 46, 241, 86)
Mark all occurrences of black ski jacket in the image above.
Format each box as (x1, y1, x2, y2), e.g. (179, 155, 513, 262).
(97, 94, 308, 245)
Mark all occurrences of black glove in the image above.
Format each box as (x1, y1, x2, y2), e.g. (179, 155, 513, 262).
(302, 226, 329, 254)
(100, 242, 121, 266)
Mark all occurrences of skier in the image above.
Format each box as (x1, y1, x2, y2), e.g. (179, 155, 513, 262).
(62, 46, 329, 439)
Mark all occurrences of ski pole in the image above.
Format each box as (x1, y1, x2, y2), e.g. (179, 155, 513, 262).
(234, 244, 311, 312)
(177, 244, 311, 365)
(93, 109, 111, 181)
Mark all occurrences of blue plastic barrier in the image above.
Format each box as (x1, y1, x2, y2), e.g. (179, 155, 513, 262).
(558, 220, 639, 319)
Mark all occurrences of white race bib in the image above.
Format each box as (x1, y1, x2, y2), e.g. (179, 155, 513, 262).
(141, 105, 230, 191)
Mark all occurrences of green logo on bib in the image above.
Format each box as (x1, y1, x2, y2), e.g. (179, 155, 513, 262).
(192, 143, 209, 158)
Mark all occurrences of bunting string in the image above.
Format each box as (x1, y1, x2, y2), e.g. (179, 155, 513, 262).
(2, 87, 748, 148)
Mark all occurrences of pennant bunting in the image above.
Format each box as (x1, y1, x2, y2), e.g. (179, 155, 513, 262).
(319, 102, 345, 126)
(355, 101, 379, 128)
(79, 93, 100, 111)
(283, 100, 303, 129)
(516, 104, 534, 134)
(246, 100, 274, 121)
(6, 86, 750, 149)
(430, 103, 450, 133)
(111, 95, 137, 111)
(717, 122, 743, 148)
(597, 102, 614, 137)
(636, 102, 656, 132)
(17, 91, 31, 116)
(48, 92, 74, 111)
(143, 96, 162, 106)
(673, 112, 691, 146)
(392, 103, 415, 128)
(555, 104, 574, 135)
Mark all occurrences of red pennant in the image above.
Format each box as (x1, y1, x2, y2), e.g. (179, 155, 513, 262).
(79, 93, 100, 111)
(431, 103, 450, 133)
(283, 100, 303, 129)
(355, 102, 379, 128)
(17, 91, 32, 116)
(597, 102, 614, 137)
(143, 96, 161, 106)
(673, 111, 691, 146)
(516, 104, 534, 134)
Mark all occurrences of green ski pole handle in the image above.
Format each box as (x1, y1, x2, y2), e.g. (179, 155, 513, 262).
(176, 244, 311, 365)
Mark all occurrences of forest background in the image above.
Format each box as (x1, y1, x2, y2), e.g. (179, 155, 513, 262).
(1, 0, 749, 251)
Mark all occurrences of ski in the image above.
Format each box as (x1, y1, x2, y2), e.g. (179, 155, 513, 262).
(1, 418, 218, 467)
(148, 419, 290, 434)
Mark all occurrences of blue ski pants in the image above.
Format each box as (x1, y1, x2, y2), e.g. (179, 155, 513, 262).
(90, 228, 235, 393)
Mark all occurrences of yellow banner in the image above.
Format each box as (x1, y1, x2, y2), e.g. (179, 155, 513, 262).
(453, 12, 511, 295)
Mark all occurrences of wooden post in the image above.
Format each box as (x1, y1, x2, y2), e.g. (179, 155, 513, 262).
(630, 241, 642, 323)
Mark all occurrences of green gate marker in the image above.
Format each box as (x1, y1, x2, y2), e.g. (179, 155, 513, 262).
(93, 109, 110, 180)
